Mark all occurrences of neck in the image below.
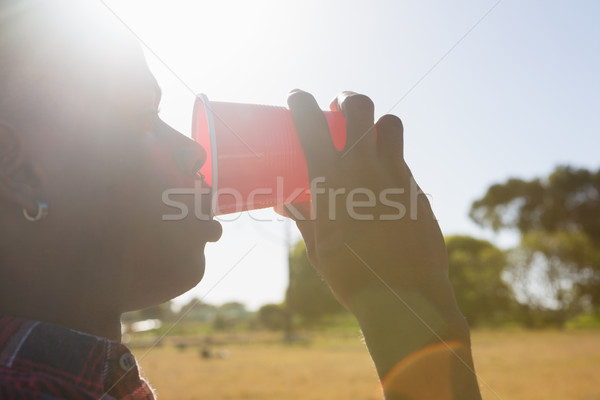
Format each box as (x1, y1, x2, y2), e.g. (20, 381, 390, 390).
(0, 283, 123, 341)
(1, 302, 122, 342)
(0, 241, 124, 341)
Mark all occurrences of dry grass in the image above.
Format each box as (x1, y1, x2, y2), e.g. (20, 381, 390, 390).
(132, 330, 600, 400)
(472, 330, 600, 400)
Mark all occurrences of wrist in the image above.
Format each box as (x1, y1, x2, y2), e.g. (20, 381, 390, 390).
(347, 284, 471, 374)
(346, 284, 481, 399)
(347, 279, 466, 329)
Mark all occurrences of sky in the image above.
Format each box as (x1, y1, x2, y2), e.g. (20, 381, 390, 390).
(102, 0, 600, 311)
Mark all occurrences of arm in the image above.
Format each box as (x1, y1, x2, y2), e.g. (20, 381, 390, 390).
(286, 90, 482, 400)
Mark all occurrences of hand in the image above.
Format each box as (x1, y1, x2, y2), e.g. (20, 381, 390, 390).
(286, 90, 454, 314)
(285, 90, 481, 399)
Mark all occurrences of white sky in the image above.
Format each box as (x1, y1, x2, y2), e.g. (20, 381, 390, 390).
(102, 0, 600, 311)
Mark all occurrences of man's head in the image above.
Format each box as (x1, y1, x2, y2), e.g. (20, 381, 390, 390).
(0, 1, 221, 327)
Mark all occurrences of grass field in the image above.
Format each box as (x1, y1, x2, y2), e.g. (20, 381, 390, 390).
(132, 329, 600, 399)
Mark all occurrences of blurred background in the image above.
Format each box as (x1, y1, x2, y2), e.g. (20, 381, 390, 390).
(101, 1, 600, 398)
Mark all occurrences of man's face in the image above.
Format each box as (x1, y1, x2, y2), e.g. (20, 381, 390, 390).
(23, 31, 222, 312)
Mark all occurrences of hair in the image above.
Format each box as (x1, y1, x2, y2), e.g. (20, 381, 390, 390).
(0, 0, 143, 128)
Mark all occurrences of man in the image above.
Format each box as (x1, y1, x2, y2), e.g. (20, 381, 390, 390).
(0, 1, 481, 398)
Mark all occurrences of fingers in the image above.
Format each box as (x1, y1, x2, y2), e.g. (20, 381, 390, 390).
(287, 90, 338, 177)
(288, 90, 341, 223)
(332, 92, 376, 163)
(376, 114, 404, 175)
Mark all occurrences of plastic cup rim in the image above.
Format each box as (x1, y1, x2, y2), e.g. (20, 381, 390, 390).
(194, 93, 219, 216)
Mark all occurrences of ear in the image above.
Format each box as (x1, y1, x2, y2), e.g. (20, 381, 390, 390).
(0, 122, 41, 215)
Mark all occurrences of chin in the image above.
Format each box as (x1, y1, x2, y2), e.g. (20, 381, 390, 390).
(123, 253, 206, 312)
(164, 252, 207, 300)
(176, 253, 207, 292)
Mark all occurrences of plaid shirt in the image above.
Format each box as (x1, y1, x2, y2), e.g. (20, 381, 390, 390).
(0, 315, 155, 400)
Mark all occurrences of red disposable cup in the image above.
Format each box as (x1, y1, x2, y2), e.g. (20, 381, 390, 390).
(192, 94, 346, 215)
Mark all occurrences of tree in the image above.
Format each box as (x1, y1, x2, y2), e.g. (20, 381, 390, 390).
(177, 298, 217, 322)
(213, 302, 251, 331)
(257, 303, 287, 331)
(286, 241, 345, 326)
(121, 300, 175, 323)
(506, 231, 600, 327)
(218, 301, 249, 318)
(446, 236, 514, 326)
(470, 165, 600, 315)
(470, 166, 600, 240)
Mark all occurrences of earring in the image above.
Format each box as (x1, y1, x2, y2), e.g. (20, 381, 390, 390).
(23, 201, 48, 222)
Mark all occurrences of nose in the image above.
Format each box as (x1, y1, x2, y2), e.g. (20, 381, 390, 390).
(174, 146, 207, 179)
(155, 119, 208, 179)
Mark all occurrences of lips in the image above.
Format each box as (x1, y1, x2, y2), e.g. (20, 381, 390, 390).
(204, 219, 223, 242)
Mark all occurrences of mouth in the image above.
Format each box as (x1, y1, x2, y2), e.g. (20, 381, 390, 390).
(205, 219, 223, 243)
(196, 179, 222, 242)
